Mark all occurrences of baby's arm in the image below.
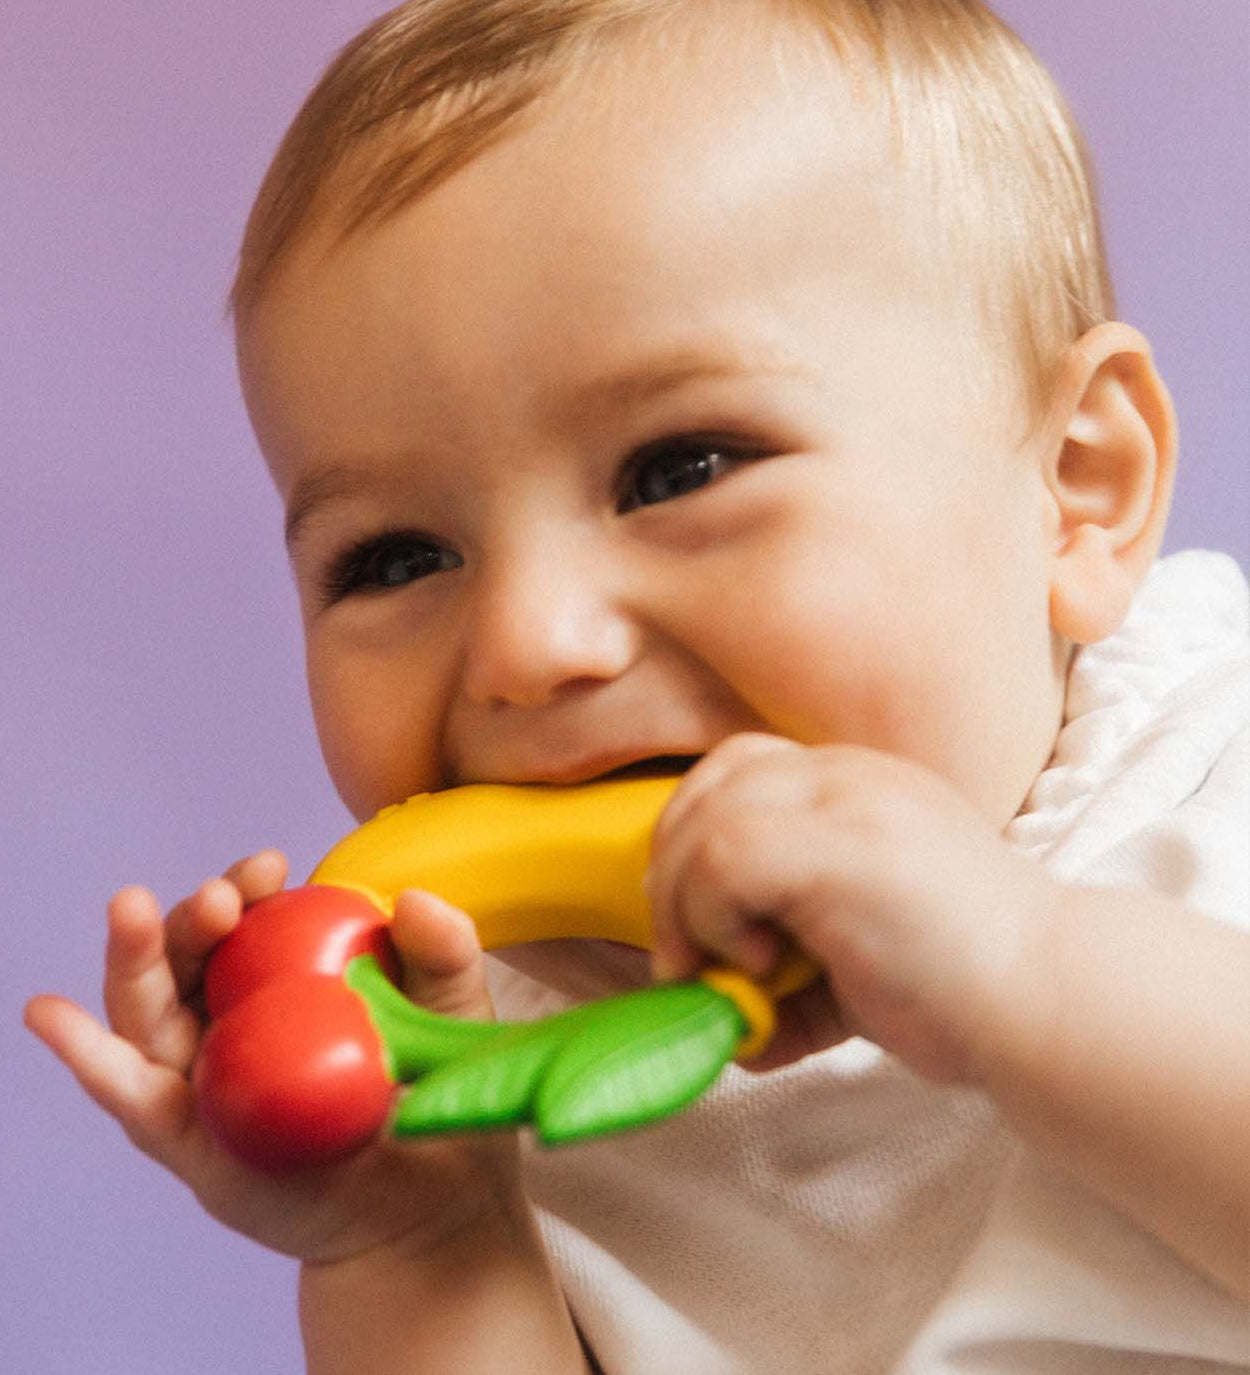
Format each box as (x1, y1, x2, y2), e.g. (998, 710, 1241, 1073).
(25, 857, 592, 1374)
(978, 882, 1248, 1300)
(647, 735, 1250, 1299)
(299, 1202, 591, 1375)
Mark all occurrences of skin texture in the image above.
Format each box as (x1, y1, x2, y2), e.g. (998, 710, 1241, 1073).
(24, 13, 1247, 1372)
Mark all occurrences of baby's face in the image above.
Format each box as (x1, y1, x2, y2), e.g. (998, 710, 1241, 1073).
(240, 21, 1066, 828)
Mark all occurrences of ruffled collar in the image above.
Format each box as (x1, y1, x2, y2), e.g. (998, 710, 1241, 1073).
(1006, 550, 1248, 865)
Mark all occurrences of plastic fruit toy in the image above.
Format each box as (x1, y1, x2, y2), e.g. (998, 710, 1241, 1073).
(309, 774, 683, 948)
(203, 884, 401, 1018)
(194, 774, 818, 1173)
(194, 975, 394, 1173)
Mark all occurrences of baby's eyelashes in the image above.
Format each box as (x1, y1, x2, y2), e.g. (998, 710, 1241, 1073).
(616, 435, 761, 512)
(317, 530, 463, 605)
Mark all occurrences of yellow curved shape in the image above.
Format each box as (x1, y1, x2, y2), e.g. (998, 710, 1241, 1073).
(697, 968, 777, 1059)
(310, 774, 819, 1048)
(311, 775, 680, 948)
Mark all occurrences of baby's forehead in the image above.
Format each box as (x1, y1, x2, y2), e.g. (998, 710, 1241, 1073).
(239, 3, 905, 313)
(236, 0, 1107, 426)
(293, 26, 946, 326)
(245, 32, 943, 382)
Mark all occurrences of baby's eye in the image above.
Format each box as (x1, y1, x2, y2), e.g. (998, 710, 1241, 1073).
(618, 437, 753, 512)
(318, 530, 462, 604)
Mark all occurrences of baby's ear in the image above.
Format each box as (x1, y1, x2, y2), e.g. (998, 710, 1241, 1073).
(1043, 322, 1177, 643)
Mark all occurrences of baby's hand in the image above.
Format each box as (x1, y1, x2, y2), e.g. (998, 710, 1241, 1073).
(646, 734, 1056, 1082)
(25, 856, 522, 1265)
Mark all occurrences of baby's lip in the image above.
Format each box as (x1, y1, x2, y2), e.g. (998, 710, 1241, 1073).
(525, 752, 703, 786)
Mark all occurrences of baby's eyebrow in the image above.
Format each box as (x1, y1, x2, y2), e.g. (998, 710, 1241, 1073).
(284, 464, 363, 552)
(562, 346, 817, 418)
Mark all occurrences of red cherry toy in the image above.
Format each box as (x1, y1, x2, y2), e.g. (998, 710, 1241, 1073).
(204, 885, 400, 1018)
(194, 974, 395, 1174)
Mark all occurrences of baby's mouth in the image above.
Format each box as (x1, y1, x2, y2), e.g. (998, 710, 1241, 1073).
(595, 754, 703, 783)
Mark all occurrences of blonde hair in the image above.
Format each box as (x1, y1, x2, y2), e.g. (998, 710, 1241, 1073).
(230, 0, 1114, 413)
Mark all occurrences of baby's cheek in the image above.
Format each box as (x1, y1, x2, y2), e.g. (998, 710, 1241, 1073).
(308, 660, 442, 820)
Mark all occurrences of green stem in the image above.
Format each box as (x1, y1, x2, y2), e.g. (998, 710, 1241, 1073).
(345, 955, 505, 1080)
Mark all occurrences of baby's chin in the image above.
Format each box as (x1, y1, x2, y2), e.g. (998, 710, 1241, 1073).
(739, 982, 848, 1073)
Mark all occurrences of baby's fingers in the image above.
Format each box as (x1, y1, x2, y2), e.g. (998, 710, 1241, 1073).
(104, 886, 202, 1072)
(390, 889, 495, 1021)
(24, 994, 197, 1175)
(165, 849, 288, 997)
(647, 808, 786, 983)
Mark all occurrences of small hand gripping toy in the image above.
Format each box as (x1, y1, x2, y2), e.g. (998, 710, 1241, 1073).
(193, 773, 818, 1174)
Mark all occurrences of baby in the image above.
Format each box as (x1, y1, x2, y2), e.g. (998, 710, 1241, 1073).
(26, 1, 1249, 1371)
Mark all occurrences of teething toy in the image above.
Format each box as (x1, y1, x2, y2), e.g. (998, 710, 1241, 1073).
(193, 775, 818, 1173)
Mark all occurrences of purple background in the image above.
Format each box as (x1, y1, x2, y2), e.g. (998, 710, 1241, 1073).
(3, 3, 1246, 1371)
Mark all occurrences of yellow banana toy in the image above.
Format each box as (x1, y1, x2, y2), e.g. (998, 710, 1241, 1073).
(311, 774, 681, 950)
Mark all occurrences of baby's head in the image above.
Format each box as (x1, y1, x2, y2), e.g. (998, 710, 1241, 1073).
(235, 0, 1174, 826)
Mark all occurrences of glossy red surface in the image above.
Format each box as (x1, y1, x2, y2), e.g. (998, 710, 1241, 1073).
(193, 975, 393, 1174)
(203, 885, 399, 1019)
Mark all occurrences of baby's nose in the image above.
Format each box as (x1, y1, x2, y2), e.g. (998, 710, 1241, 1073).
(459, 551, 640, 710)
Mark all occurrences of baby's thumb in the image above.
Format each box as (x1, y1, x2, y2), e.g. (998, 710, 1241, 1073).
(388, 889, 495, 1022)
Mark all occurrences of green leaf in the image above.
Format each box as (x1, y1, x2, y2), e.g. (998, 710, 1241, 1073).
(534, 983, 746, 1145)
(390, 1023, 556, 1135)
(391, 1006, 591, 1135)
(349, 957, 750, 1145)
